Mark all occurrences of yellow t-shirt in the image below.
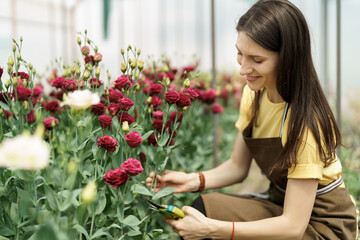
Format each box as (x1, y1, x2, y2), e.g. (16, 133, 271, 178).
(235, 85, 342, 186)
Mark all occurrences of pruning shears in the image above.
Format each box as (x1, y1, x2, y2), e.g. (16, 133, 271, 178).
(145, 200, 185, 220)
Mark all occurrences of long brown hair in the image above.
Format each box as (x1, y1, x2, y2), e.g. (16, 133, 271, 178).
(236, 0, 341, 171)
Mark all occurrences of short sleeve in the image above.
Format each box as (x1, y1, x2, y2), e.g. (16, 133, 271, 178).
(235, 85, 254, 131)
(287, 129, 323, 179)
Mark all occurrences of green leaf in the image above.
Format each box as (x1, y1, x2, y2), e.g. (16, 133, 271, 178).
(16, 187, 34, 204)
(152, 187, 175, 200)
(30, 224, 57, 240)
(73, 224, 90, 240)
(0, 226, 14, 237)
(130, 184, 152, 196)
(10, 203, 19, 225)
(95, 194, 106, 215)
(13, 170, 34, 182)
(122, 215, 140, 227)
(124, 191, 134, 204)
(78, 138, 91, 151)
(128, 230, 142, 236)
(0, 101, 10, 111)
(76, 203, 89, 225)
(158, 131, 169, 147)
(141, 130, 154, 141)
(44, 185, 58, 211)
(91, 228, 111, 239)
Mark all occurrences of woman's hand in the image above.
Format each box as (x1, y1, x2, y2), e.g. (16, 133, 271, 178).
(164, 206, 212, 240)
(146, 170, 200, 193)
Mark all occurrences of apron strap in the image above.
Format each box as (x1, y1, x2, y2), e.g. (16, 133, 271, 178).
(274, 175, 343, 196)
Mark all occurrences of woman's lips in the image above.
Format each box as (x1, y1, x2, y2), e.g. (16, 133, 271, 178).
(245, 76, 260, 82)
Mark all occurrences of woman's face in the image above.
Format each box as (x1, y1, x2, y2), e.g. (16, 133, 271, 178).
(236, 31, 279, 97)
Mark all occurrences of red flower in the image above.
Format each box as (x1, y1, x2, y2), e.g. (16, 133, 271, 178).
(98, 115, 112, 129)
(84, 55, 95, 65)
(152, 119, 164, 132)
(26, 110, 36, 124)
(147, 134, 158, 146)
(89, 78, 103, 88)
(121, 158, 143, 176)
(104, 168, 128, 187)
(149, 96, 162, 107)
(91, 103, 106, 115)
(211, 103, 224, 114)
(176, 94, 191, 108)
(118, 98, 134, 111)
(81, 46, 90, 55)
(4, 110, 12, 118)
(94, 52, 103, 62)
(62, 79, 77, 91)
(200, 89, 217, 104)
(181, 88, 199, 101)
(149, 84, 163, 96)
(139, 152, 146, 163)
(169, 111, 183, 123)
(51, 77, 65, 89)
(13, 72, 29, 81)
(220, 88, 230, 100)
(107, 103, 120, 116)
(97, 135, 118, 152)
(43, 116, 59, 130)
(0, 92, 11, 103)
(0, 66, 3, 78)
(124, 131, 143, 148)
(153, 111, 163, 119)
(114, 75, 132, 91)
(14, 86, 32, 101)
(108, 89, 123, 103)
(117, 112, 135, 124)
(32, 86, 43, 98)
(44, 101, 60, 113)
(164, 91, 180, 104)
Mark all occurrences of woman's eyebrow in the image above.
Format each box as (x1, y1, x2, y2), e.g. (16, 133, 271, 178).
(235, 44, 266, 58)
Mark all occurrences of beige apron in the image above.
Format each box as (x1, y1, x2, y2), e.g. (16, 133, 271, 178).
(202, 101, 358, 239)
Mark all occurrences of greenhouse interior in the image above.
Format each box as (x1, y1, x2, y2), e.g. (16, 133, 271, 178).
(0, 0, 359, 239)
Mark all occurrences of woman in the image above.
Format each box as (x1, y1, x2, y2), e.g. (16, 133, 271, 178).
(146, 0, 358, 239)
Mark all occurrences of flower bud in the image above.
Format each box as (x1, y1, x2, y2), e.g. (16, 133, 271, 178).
(32, 69, 36, 75)
(146, 96, 152, 104)
(165, 77, 170, 86)
(135, 83, 140, 91)
(104, 88, 109, 96)
(94, 45, 98, 53)
(0, 108, 3, 116)
(67, 160, 77, 174)
(76, 67, 81, 76)
(183, 106, 188, 111)
(107, 71, 111, 80)
(127, 45, 132, 50)
(163, 64, 169, 73)
(17, 54, 21, 60)
(95, 67, 100, 77)
(23, 101, 29, 110)
(29, 63, 33, 70)
(88, 64, 93, 72)
(83, 70, 90, 80)
(121, 48, 124, 55)
(184, 78, 190, 88)
(81, 181, 97, 204)
(81, 46, 90, 55)
(121, 62, 127, 73)
(137, 60, 144, 71)
(5, 79, 11, 88)
(12, 44, 16, 53)
(8, 56, 14, 66)
(148, 108, 152, 114)
(77, 37, 82, 45)
(137, 49, 141, 55)
(94, 52, 102, 62)
(12, 77, 18, 86)
(39, 97, 44, 105)
(130, 59, 137, 69)
(225, 84, 233, 92)
(20, 36, 23, 42)
(122, 121, 129, 132)
(85, 29, 87, 34)
(35, 124, 45, 138)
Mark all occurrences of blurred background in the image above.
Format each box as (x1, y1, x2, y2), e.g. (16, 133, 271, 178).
(1, 0, 360, 187)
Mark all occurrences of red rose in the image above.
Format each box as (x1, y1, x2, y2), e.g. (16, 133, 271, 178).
(149, 96, 162, 107)
(181, 88, 199, 101)
(62, 79, 77, 91)
(152, 119, 164, 132)
(117, 112, 135, 124)
(97, 135, 118, 152)
(167, 72, 175, 81)
(200, 89, 216, 104)
(124, 131, 143, 148)
(211, 103, 224, 114)
(168, 83, 176, 92)
(176, 94, 191, 108)
(89, 78, 103, 88)
(149, 84, 163, 96)
(43, 116, 59, 130)
(91, 103, 106, 115)
(121, 158, 143, 176)
(55, 90, 64, 101)
(14, 86, 32, 101)
(32, 86, 43, 98)
(44, 101, 60, 113)
(147, 134, 158, 146)
(220, 88, 230, 100)
(81, 46, 90, 55)
(51, 77, 65, 89)
(119, 98, 134, 111)
(104, 168, 129, 187)
(13, 72, 29, 81)
(0, 66, 3, 78)
(0, 92, 11, 103)
(5, 110, 12, 118)
(94, 53, 103, 62)
(98, 115, 112, 129)
(169, 111, 183, 123)
(108, 89, 123, 103)
(107, 103, 120, 116)
(26, 110, 36, 124)
(164, 91, 180, 104)
(153, 111, 163, 119)
(139, 152, 146, 163)
(114, 76, 132, 91)
(84, 55, 95, 65)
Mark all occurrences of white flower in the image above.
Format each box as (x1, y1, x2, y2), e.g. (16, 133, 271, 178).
(60, 89, 100, 110)
(0, 134, 50, 170)
(81, 181, 97, 204)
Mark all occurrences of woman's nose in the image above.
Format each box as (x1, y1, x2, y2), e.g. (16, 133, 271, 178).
(239, 63, 252, 76)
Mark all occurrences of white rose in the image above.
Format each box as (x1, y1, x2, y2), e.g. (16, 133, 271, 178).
(0, 134, 50, 170)
(60, 89, 100, 110)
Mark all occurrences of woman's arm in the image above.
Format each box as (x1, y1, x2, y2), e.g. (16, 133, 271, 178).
(207, 178, 318, 239)
(202, 131, 252, 190)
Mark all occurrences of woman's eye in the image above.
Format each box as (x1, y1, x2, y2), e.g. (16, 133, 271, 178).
(253, 59, 263, 64)
(237, 52, 242, 56)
